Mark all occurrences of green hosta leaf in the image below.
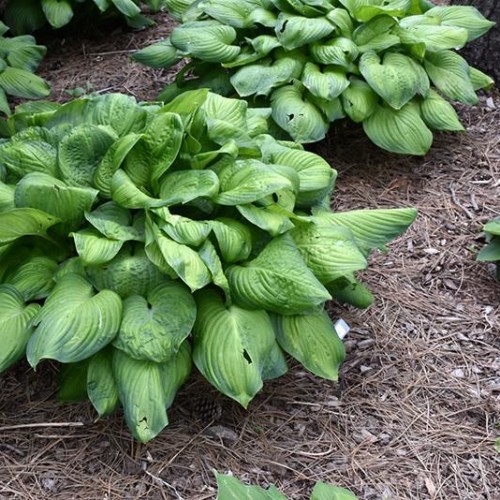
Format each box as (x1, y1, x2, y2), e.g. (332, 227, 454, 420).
(231, 53, 305, 97)
(161, 88, 210, 119)
(310, 37, 359, 68)
(326, 274, 374, 309)
(236, 203, 295, 236)
(257, 135, 336, 207)
(164, 0, 193, 20)
(71, 228, 124, 265)
(302, 63, 350, 101)
(163, 339, 193, 409)
(211, 217, 252, 263)
(341, 78, 378, 123)
(155, 208, 211, 247)
(204, 0, 277, 29)
(272, 309, 345, 381)
(58, 359, 89, 402)
(15, 173, 98, 228)
(3, 256, 57, 301)
(58, 124, 117, 186)
(275, 14, 334, 50)
(132, 39, 182, 69)
(159, 170, 220, 205)
(41, 0, 74, 28)
(326, 8, 354, 38)
(420, 89, 464, 131)
(111, 170, 163, 209)
(353, 15, 400, 53)
(0, 182, 15, 211)
(87, 348, 119, 417)
(313, 207, 418, 253)
(84, 93, 148, 137)
(87, 247, 165, 298)
(424, 51, 478, 105)
(170, 21, 241, 63)
(398, 23, 468, 52)
(359, 51, 429, 110)
(363, 103, 433, 155)
(426, 6, 495, 41)
(0, 208, 59, 245)
(198, 239, 232, 301)
(291, 222, 367, 283)
(215, 472, 287, 500)
(223, 35, 281, 69)
(146, 220, 211, 292)
(0, 67, 50, 99)
(113, 281, 196, 363)
(271, 83, 329, 143)
(216, 159, 295, 205)
(85, 202, 143, 242)
(340, 0, 412, 22)
(226, 234, 331, 314)
(111, 0, 141, 17)
(0, 285, 40, 374)
(311, 481, 359, 500)
(26, 274, 122, 367)
(0, 136, 57, 177)
(0, 35, 47, 72)
(469, 67, 494, 92)
(112, 349, 168, 442)
(484, 220, 500, 237)
(193, 290, 284, 408)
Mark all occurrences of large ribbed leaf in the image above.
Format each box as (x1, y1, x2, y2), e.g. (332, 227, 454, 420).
(0, 137, 57, 177)
(0, 285, 40, 374)
(112, 349, 168, 442)
(353, 15, 400, 53)
(110, 170, 163, 209)
(341, 78, 378, 123)
(313, 207, 417, 253)
(15, 173, 98, 227)
(420, 89, 464, 132)
(155, 208, 211, 247)
(398, 23, 468, 52)
(272, 309, 345, 381)
(203, 0, 276, 28)
(132, 39, 182, 69)
(111, 0, 141, 17)
(0, 35, 46, 72)
(164, 0, 194, 20)
(326, 8, 354, 37)
(359, 52, 429, 110)
(3, 256, 57, 301)
(170, 21, 240, 63)
(193, 290, 284, 407)
(0, 182, 14, 211)
(85, 202, 143, 242)
(162, 340, 193, 409)
(0, 208, 59, 245)
(469, 67, 494, 92)
(198, 239, 231, 301)
(71, 228, 124, 265)
(216, 472, 287, 500)
(159, 170, 220, 205)
(310, 37, 359, 68)
(291, 222, 367, 283)
(236, 203, 295, 236)
(363, 103, 433, 155)
(426, 6, 495, 41)
(226, 234, 331, 314)
(216, 159, 295, 205)
(58, 125, 117, 186)
(326, 274, 374, 309)
(0, 67, 50, 99)
(41, 0, 74, 28)
(275, 14, 334, 50)
(146, 220, 211, 292)
(257, 135, 336, 207)
(211, 218, 252, 263)
(87, 348, 119, 417)
(113, 281, 196, 363)
(231, 53, 305, 97)
(26, 274, 122, 367)
(302, 63, 350, 101)
(271, 83, 328, 143)
(424, 51, 478, 105)
(84, 93, 148, 137)
(340, 0, 411, 22)
(87, 247, 165, 298)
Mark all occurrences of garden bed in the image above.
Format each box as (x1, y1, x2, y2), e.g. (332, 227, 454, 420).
(0, 11, 499, 500)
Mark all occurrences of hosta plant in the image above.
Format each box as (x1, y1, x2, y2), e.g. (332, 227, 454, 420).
(0, 21, 50, 113)
(216, 471, 358, 499)
(477, 218, 500, 280)
(134, 0, 495, 155)
(0, 90, 416, 441)
(3, 0, 166, 34)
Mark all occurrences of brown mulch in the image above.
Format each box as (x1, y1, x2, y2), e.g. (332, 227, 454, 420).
(1, 9, 499, 500)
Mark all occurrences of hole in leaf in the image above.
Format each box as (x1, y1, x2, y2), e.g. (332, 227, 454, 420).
(280, 20, 288, 33)
(272, 193, 279, 203)
(242, 349, 252, 364)
(287, 113, 295, 121)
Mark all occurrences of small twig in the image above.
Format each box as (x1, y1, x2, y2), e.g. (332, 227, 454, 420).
(87, 49, 136, 56)
(144, 470, 185, 500)
(449, 183, 474, 219)
(0, 422, 84, 432)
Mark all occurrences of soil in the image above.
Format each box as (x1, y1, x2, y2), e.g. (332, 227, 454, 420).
(0, 8, 499, 500)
